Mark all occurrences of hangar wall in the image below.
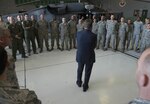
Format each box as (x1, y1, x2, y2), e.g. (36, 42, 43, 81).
(101, 0, 150, 19)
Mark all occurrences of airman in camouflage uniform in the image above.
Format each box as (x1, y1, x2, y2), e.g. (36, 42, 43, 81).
(97, 16, 106, 49)
(139, 18, 150, 52)
(59, 18, 70, 51)
(104, 15, 118, 51)
(132, 17, 143, 51)
(92, 18, 98, 34)
(126, 19, 133, 50)
(37, 14, 50, 53)
(49, 17, 60, 50)
(140, 23, 150, 53)
(68, 15, 77, 49)
(118, 17, 128, 52)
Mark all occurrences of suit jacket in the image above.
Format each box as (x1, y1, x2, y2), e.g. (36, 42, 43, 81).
(76, 29, 97, 64)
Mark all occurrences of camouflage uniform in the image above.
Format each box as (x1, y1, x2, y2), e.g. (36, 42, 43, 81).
(6, 55, 19, 88)
(68, 19, 77, 49)
(129, 98, 150, 104)
(140, 29, 150, 53)
(104, 20, 118, 51)
(118, 22, 128, 52)
(49, 20, 60, 49)
(23, 20, 37, 55)
(132, 21, 143, 50)
(0, 85, 41, 104)
(8, 23, 26, 60)
(59, 22, 69, 50)
(92, 22, 98, 34)
(126, 23, 133, 50)
(37, 19, 50, 52)
(97, 20, 106, 49)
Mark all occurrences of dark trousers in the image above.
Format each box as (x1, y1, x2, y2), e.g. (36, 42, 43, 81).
(77, 63, 93, 86)
(12, 39, 25, 59)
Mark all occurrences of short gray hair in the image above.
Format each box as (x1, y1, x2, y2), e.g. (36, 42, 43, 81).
(83, 19, 92, 29)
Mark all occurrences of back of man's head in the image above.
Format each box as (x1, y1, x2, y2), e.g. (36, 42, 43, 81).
(0, 46, 8, 76)
(137, 48, 150, 100)
(83, 19, 92, 29)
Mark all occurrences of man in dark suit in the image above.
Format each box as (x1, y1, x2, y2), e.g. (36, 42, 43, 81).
(76, 19, 97, 92)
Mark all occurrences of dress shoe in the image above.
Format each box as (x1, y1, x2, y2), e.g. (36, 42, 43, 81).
(83, 85, 89, 92)
(39, 50, 43, 53)
(76, 81, 82, 87)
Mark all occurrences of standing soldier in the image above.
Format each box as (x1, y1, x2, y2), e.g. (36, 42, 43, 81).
(104, 15, 118, 51)
(31, 15, 40, 48)
(118, 17, 128, 52)
(8, 17, 27, 61)
(76, 19, 84, 32)
(59, 18, 69, 51)
(97, 15, 106, 50)
(49, 17, 60, 50)
(92, 18, 98, 34)
(68, 15, 77, 49)
(37, 14, 50, 53)
(132, 16, 143, 51)
(140, 18, 150, 53)
(140, 23, 150, 53)
(22, 14, 37, 56)
(16, 15, 25, 42)
(126, 19, 133, 50)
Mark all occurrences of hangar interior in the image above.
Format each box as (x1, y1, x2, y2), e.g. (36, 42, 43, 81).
(0, 0, 150, 104)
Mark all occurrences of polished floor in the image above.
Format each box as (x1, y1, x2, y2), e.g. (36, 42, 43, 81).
(15, 49, 138, 104)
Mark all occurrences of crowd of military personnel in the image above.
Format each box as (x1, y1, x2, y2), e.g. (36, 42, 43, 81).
(92, 15, 150, 53)
(0, 13, 150, 61)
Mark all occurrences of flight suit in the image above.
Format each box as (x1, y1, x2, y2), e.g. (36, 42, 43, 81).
(8, 23, 26, 60)
(23, 20, 37, 55)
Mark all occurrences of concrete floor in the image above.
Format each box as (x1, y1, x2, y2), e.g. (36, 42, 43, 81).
(15, 49, 138, 104)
